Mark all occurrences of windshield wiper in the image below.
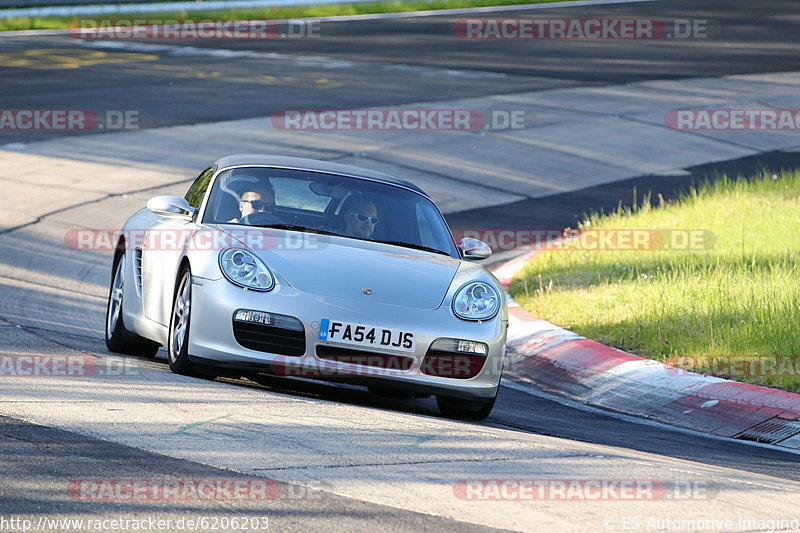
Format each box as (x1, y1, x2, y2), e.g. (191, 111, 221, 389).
(253, 224, 344, 237)
(372, 239, 451, 256)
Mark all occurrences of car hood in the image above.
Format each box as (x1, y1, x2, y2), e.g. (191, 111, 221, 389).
(218, 227, 461, 310)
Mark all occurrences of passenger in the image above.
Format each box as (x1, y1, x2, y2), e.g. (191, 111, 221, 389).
(340, 195, 379, 239)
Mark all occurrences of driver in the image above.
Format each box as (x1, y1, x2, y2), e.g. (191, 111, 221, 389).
(228, 182, 277, 223)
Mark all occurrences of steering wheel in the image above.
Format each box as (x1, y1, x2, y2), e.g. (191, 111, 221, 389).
(240, 211, 282, 226)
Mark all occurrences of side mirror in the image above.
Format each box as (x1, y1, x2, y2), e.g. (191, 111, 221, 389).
(458, 237, 492, 261)
(146, 196, 195, 219)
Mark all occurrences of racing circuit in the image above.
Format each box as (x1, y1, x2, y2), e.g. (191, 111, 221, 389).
(1, 0, 800, 531)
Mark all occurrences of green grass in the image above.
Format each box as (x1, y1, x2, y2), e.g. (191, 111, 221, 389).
(509, 170, 800, 392)
(0, 0, 566, 31)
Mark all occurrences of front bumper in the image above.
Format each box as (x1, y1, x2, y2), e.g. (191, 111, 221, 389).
(188, 277, 507, 400)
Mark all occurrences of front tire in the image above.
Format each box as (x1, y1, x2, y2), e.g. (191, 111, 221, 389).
(168, 265, 219, 379)
(105, 252, 160, 358)
(168, 265, 200, 376)
(436, 391, 498, 421)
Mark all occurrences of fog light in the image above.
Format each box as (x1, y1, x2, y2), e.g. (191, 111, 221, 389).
(234, 309, 272, 325)
(430, 338, 488, 356)
(457, 340, 488, 355)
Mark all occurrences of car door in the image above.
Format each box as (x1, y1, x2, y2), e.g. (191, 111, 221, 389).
(142, 167, 214, 326)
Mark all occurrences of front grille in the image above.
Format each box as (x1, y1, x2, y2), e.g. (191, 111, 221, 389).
(316, 345, 414, 371)
(420, 349, 486, 379)
(233, 319, 305, 356)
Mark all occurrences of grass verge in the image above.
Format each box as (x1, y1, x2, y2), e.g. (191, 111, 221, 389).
(509, 170, 800, 392)
(1, 0, 565, 31)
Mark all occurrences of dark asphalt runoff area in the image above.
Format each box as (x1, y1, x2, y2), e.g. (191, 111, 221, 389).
(1, 0, 800, 526)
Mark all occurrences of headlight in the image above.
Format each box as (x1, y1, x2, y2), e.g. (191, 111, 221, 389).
(452, 281, 500, 321)
(219, 249, 274, 291)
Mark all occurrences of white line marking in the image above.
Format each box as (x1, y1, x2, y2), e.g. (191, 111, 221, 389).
(77, 40, 509, 79)
(281, 0, 665, 22)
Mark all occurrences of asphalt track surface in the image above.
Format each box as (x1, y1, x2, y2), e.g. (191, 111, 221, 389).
(1, 0, 800, 143)
(1, 0, 800, 529)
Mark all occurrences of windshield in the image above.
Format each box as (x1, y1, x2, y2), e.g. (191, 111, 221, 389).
(202, 167, 459, 258)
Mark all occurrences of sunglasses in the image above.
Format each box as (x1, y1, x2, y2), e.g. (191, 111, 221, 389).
(350, 212, 379, 224)
(242, 199, 274, 211)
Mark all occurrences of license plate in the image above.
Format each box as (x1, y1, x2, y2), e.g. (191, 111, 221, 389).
(318, 319, 415, 353)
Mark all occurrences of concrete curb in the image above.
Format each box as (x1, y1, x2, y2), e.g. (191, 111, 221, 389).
(492, 252, 800, 451)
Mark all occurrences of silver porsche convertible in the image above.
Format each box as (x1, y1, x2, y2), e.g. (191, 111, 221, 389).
(105, 155, 507, 420)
